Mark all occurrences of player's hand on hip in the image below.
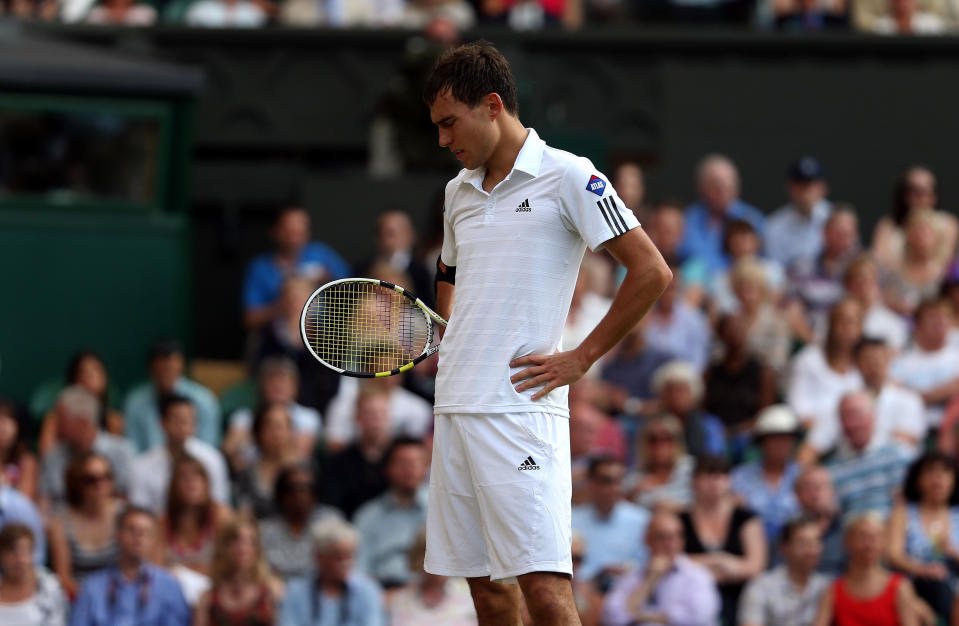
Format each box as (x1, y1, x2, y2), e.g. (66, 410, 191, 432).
(509, 349, 591, 401)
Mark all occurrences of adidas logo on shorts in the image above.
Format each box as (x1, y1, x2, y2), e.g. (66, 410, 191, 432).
(517, 455, 540, 470)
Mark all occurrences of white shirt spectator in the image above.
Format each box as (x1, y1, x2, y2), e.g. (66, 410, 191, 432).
(85, 4, 157, 24)
(787, 344, 863, 431)
(891, 344, 959, 427)
(129, 438, 230, 513)
(644, 301, 711, 372)
(185, 0, 267, 26)
(325, 379, 433, 445)
(863, 303, 909, 353)
(228, 402, 321, 437)
(873, 12, 947, 33)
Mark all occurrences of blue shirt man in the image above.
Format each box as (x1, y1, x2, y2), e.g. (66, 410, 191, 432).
(765, 156, 832, 273)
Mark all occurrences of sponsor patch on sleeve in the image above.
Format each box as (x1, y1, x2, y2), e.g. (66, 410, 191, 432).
(586, 175, 606, 196)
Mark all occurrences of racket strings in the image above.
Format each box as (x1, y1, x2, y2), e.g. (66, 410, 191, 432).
(303, 282, 431, 374)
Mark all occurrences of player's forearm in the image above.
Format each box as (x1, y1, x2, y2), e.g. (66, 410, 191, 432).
(436, 281, 455, 323)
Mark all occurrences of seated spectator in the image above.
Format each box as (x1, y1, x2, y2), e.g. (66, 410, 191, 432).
(324, 376, 434, 453)
(569, 396, 622, 503)
(234, 404, 302, 519)
(765, 156, 833, 273)
(603, 510, 720, 626)
(564, 256, 614, 378)
(872, 0, 947, 33)
(243, 205, 350, 331)
(629, 414, 694, 510)
(84, 0, 157, 23)
(0, 524, 67, 626)
(651, 360, 726, 458)
(568, 388, 627, 466)
(886, 451, 959, 619)
(0, 398, 37, 500)
(644, 201, 708, 306)
(41, 386, 134, 508)
(731, 405, 802, 546)
(679, 154, 765, 278)
(319, 389, 392, 518)
(194, 518, 282, 626)
(643, 272, 712, 371)
(803, 337, 925, 462)
(786, 298, 863, 433)
(612, 161, 646, 217)
(184, 0, 270, 26)
(569, 532, 603, 626)
(48, 454, 120, 597)
(600, 317, 672, 418)
(70, 507, 191, 626)
(388, 529, 477, 625)
(123, 340, 221, 453)
(156, 456, 232, 576)
(726, 258, 792, 371)
(260, 464, 342, 580)
(944, 262, 959, 347)
(572, 457, 650, 585)
(0, 473, 45, 565)
(355, 437, 428, 589)
(826, 391, 912, 517)
(279, 517, 385, 626)
(891, 298, 959, 433)
(402, 1, 474, 38)
(738, 515, 831, 626)
(813, 511, 926, 626)
(787, 207, 861, 342)
(795, 465, 845, 575)
(885, 211, 951, 315)
(704, 313, 776, 455)
(223, 357, 321, 472)
(131, 396, 229, 516)
(843, 254, 909, 352)
(39, 350, 125, 455)
(357, 210, 435, 308)
(681, 455, 767, 626)
(710, 221, 786, 315)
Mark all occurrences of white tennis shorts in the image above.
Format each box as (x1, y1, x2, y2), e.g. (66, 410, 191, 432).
(424, 412, 573, 583)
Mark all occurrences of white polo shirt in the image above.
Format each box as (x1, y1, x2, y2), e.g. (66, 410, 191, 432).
(435, 129, 639, 417)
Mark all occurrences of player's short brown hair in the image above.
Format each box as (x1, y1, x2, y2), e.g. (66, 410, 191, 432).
(424, 40, 519, 116)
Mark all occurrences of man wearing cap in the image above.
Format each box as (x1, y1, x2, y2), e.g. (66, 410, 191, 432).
(765, 156, 832, 273)
(730, 405, 801, 547)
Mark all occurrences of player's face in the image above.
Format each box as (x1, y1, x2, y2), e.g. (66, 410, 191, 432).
(430, 90, 497, 171)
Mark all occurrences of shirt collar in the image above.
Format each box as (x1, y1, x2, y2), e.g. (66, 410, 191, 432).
(461, 128, 545, 188)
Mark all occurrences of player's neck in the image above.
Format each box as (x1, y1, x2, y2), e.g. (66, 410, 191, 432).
(483, 120, 528, 192)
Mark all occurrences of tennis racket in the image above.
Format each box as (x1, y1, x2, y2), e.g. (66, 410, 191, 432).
(299, 278, 447, 378)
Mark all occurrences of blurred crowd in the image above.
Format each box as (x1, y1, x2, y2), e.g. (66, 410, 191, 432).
(2, 154, 959, 626)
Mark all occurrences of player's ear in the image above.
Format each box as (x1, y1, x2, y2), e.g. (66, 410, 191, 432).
(487, 93, 503, 120)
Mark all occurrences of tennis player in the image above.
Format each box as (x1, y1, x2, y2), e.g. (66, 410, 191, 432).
(424, 41, 672, 625)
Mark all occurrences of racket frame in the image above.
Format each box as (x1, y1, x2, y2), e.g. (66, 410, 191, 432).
(299, 277, 447, 378)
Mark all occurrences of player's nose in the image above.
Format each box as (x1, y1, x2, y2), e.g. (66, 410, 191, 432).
(438, 129, 451, 147)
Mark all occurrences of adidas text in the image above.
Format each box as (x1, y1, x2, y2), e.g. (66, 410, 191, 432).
(517, 455, 540, 470)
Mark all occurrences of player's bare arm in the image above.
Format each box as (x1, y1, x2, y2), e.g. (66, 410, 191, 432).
(510, 226, 671, 400)
(435, 259, 455, 323)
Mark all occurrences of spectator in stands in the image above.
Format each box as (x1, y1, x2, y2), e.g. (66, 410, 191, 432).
(358, 210, 434, 307)
(572, 457, 650, 587)
(355, 437, 428, 588)
(123, 340, 221, 453)
(643, 270, 711, 371)
(787, 297, 863, 433)
(194, 518, 282, 626)
(2, 0, 58, 19)
(843, 254, 910, 352)
(0, 524, 67, 626)
(234, 404, 302, 519)
(0, 471, 45, 565)
(827, 391, 911, 516)
(871, 0, 947, 33)
(873, 166, 957, 273)
(564, 256, 615, 378)
(731, 405, 801, 547)
(704, 313, 776, 457)
(630, 414, 694, 510)
(224, 357, 320, 472)
(48, 453, 120, 597)
(324, 375, 432, 453)
(41, 386, 134, 507)
(260, 464, 342, 580)
(70, 507, 191, 626)
(681, 455, 767, 626)
(794, 465, 845, 574)
(569, 396, 624, 503)
(600, 316, 672, 418)
(402, 0, 475, 27)
(84, 0, 157, 23)
(787, 207, 861, 342)
(738, 515, 831, 626)
(612, 161, 646, 218)
(320, 389, 392, 518)
(184, 0, 270, 27)
(884, 211, 951, 316)
(651, 360, 726, 458)
(243, 205, 350, 331)
(253, 276, 341, 414)
(130, 395, 230, 514)
(726, 258, 792, 371)
(710, 220, 786, 315)
(389, 528, 476, 625)
(602, 509, 720, 626)
(891, 298, 959, 433)
(645, 201, 708, 306)
(679, 154, 765, 277)
(569, 533, 603, 626)
(155, 455, 232, 576)
(0, 398, 37, 500)
(813, 512, 925, 626)
(943, 262, 959, 346)
(886, 451, 959, 619)
(766, 156, 833, 272)
(279, 517, 385, 626)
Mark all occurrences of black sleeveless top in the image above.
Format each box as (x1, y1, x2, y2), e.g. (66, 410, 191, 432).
(704, 357, 763, 428)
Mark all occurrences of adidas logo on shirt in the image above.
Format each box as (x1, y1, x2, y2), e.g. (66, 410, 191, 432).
(517, 455, 540, 470)
(515, 199, 531, 212)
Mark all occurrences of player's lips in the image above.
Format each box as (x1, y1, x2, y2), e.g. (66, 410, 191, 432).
(452, 149, 465, 160)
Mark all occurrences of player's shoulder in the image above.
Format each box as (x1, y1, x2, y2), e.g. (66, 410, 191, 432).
(541, 145, 610, 194)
